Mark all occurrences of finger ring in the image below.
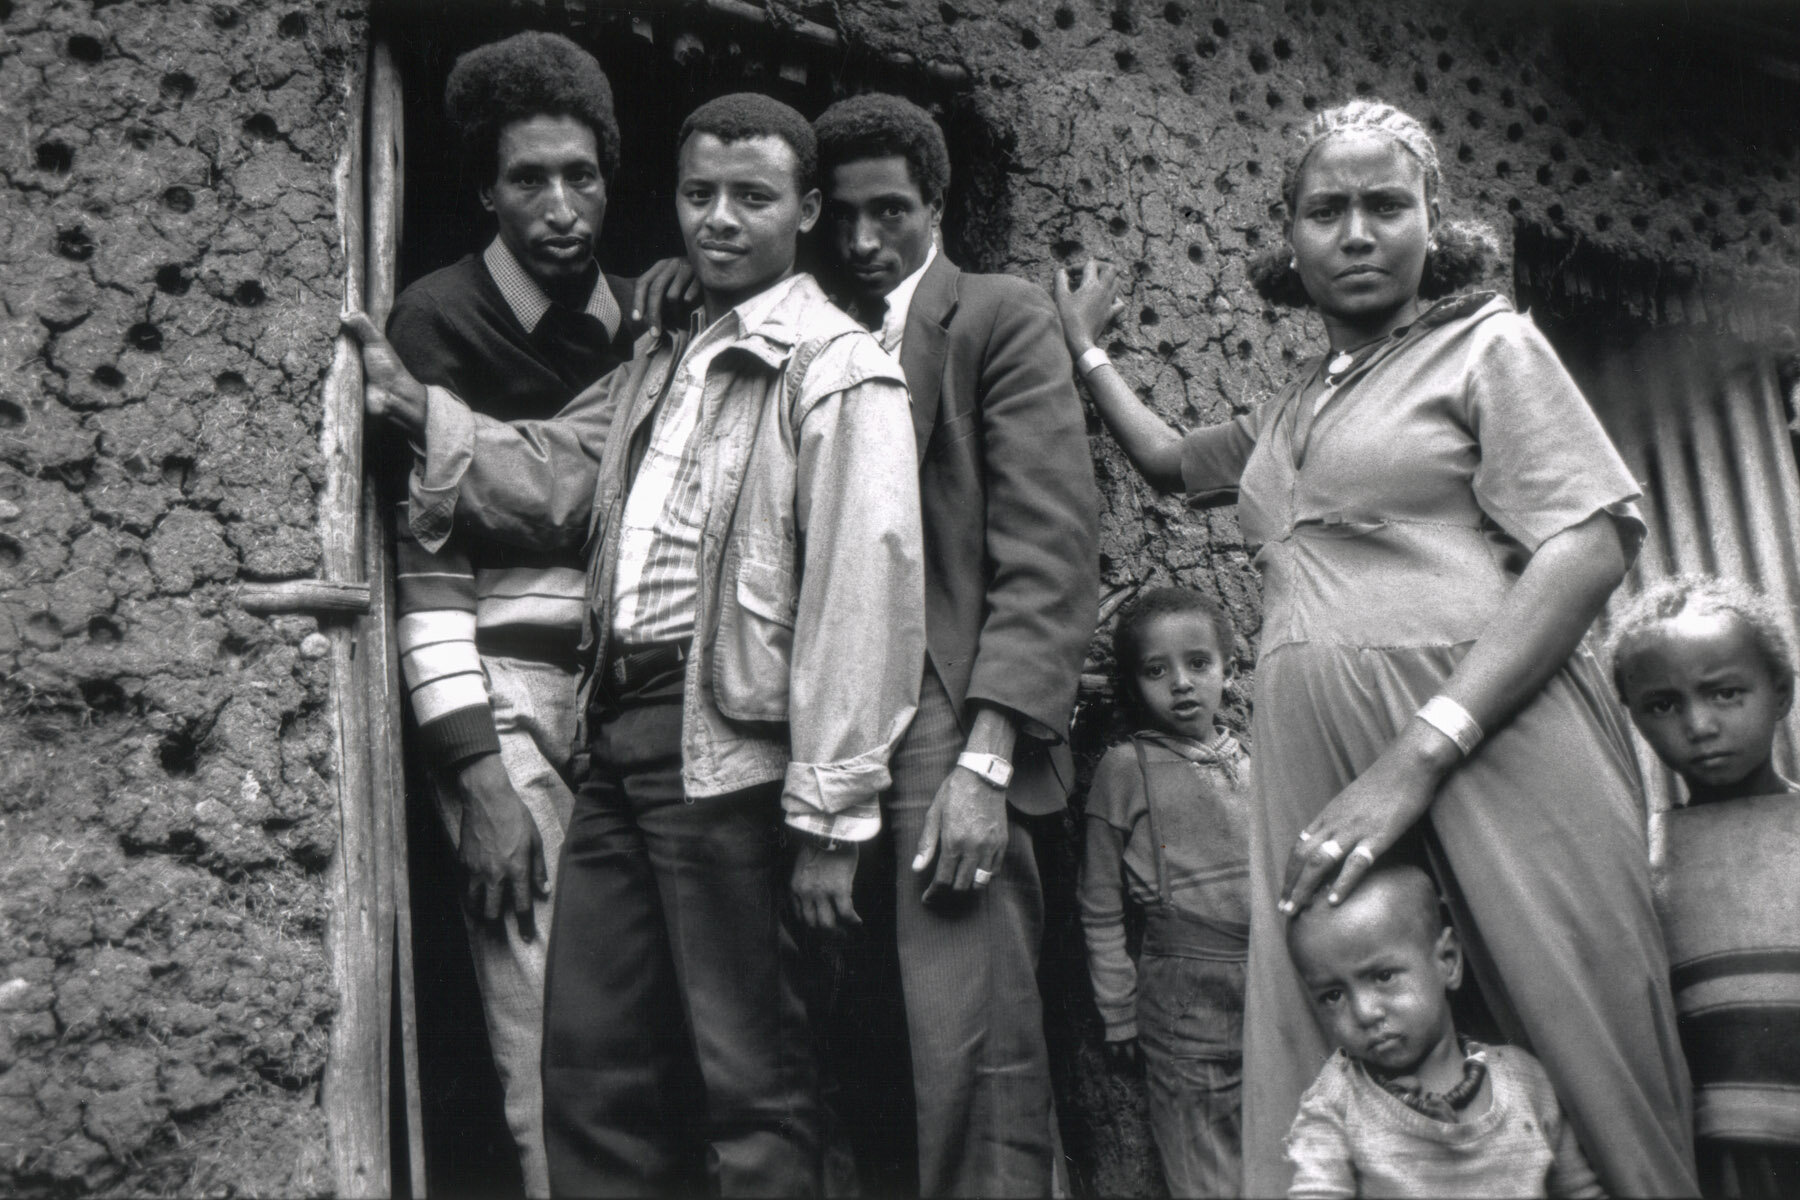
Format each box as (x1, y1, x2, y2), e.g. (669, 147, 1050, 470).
(1347, 843, 1376, 866)
(1317, 838, 1345, 863)
(1296, 829, 1313, 843)
(973, 868, 995, 886)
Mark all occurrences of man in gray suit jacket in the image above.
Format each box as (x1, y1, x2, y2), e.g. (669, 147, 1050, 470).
(805, 94, 1099, 1197)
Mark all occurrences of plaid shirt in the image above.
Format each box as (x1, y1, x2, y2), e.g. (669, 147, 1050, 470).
(611, 277, 798, 643)
(483, 237, 621, 338)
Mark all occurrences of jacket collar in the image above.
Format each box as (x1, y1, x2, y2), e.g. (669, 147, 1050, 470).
(900, 253, 960, 458)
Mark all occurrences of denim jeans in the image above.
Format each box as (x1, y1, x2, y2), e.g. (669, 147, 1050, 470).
(541, 676, 821, 1197)
(431, 654, 577, 1199)
(1138, 948, 1245, 1198)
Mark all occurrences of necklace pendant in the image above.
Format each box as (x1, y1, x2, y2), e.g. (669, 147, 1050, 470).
(1327, 350, 1355, 376)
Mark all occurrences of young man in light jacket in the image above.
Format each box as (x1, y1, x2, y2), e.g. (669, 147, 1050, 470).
(347, 92, 924, 1198)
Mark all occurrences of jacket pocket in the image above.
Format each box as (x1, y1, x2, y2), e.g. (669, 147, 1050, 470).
(713, 556, 795, 722)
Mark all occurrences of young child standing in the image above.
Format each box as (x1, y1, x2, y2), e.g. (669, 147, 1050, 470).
(1610, 574, 1800, 1199)
(1283, 865, 1603, 1199)
(1079, 587, 1252, 1197)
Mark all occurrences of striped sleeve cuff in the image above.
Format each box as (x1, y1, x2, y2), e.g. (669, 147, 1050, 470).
(417, 703, 503, 766)
(782, 799, 881, 843)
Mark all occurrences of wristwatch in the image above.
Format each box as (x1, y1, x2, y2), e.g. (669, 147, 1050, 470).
(956, 751, 1014, 789)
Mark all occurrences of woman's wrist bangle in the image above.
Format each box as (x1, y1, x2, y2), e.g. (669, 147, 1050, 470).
(1416, 695, 1483, 758)
(1076, 346, 1111, 378)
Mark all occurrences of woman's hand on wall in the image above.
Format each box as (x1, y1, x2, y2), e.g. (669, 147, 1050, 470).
(1053, 258, 1125, 356)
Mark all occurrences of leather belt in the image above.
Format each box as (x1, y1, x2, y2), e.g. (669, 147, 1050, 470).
(602, 638, 691, 694)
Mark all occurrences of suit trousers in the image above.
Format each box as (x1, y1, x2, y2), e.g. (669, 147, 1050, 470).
(886, 667, 1056, 1197)
(541, 675, 820, 1197)
(430, 654, 576, 1199)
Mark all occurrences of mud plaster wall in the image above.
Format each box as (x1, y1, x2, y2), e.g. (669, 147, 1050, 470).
(0, 0, 363, 1193)
(819, 0, 1798, 1193)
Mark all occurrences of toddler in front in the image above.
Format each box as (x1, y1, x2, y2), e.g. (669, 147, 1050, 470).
(1283, 864, 1602, 1198)
(1079, 587, 1251, 1196)
(1610, 574, 1800, 1199)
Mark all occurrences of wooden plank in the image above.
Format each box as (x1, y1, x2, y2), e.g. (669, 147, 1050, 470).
(365, 36, 428, 1199)
(317, 42, 390, 1200)
(237, 579, 371, 614)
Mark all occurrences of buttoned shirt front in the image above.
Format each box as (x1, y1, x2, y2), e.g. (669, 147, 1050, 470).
(874, 243, 937, 359)
(610, 275, 803, 643)
(484, 236, 622, 340)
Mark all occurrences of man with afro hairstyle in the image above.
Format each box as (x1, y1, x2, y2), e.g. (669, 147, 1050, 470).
(350, 90, 925, 1196)
(381, 31, 684, 1195)
(810, 92, 1099, 1196)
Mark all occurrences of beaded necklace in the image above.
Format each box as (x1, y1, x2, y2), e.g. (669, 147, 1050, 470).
(1367, 1037, 1489, 1123)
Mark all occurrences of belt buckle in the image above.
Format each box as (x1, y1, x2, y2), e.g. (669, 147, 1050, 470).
(612, 654, 630, 686)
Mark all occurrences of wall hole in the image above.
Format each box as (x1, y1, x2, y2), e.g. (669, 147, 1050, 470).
(0, 535, 21, 568)
(1139, 154, 1160, 173)
(0, 399, 24, 428)
(1273, 36, 1292, 58)
(1163, 3, 1186, 23)
(159, 728, 202, 775)
(1248, 46, 1270, 72)
(215, 371, 248, 396)
(1547, 204, 1565, 223)
(1114, 48, 1135, 70)
(1549, 142, 1566, 162)
(1737, 196, 1756, 215)
(55, 226, 95, 261)
(1108, 216, 1130, 236)
(1436, 51, 1453, 71)
(233, 280, 266, 307)
(1245, 227, 1261, 246)
(1457, 143, 1474, 164)
(1053, 5, 1074, 28)
(87, 616, 122, 645)
(1465, 109, 1484, 129)
(1413, 70, 1429, 94)
(1506, 196, 1523, 213)
(127, 323, 163, 352)
(1195, 35, 1217, 55)
(1140, 307, 1160, 325)
(81, 678, 127, 713)
(278, 10, 309, 35)
(1505, 122, 1523, 142)
(1236, 339, 1253, 359)
(1465, 75, 1483, 93)
(35, 141, 73, 173)
(66, 34, 104, 63)
(1244, 159, 1262, 175)
(90, 365, 125, 389)
(1354, 80, 1374, 95)
(162, 456, 194, 488)
(162, 186, 194, 213)
(1668, 227, 1686, 245)
(212, 4, 240, 28)
(1051, 239, 1083, 260)
(1531, 105, 1549, 124)
(1111, 7, 1133, 33)
(1571, 166, 1590, 185)
(1020, 27, 1039, 48)
(1187, 242, 1205, 263)
(126, 126, 155, 151)
(1211, 17, 1229, 36)
(1535, 164, 1552, 185)
(160, 71, 196, 101)
(244, 113, 280, 141)
(1495, 160, 1511, 178)
(1266, 87, 1283, 108)
(1302, 93, 1318, 110)
(1594, 214, 1612, 232)
(1702, 199, 1720, 218)
(1499, 87, 1515, 108)
(155, 264, 190, 295)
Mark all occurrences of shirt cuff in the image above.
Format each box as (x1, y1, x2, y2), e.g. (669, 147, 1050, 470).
(407, 386, 476, 554)
(783, 801, 881, 843)
(418, 703, 503, 767)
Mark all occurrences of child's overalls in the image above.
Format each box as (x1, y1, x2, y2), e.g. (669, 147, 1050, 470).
(1133, 738, 1249, 1198)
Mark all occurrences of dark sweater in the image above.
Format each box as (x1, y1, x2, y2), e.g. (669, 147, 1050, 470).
(386, 252, 637, 763)
(386, 252, 636, 421)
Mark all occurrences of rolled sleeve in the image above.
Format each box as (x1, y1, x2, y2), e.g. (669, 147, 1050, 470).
(408, 387, 477, 553)
(781, 356, 926, 840)
(1179, 409, 1260, 506)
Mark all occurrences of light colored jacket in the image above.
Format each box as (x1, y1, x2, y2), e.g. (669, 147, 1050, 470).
(408, 273, 925, 840)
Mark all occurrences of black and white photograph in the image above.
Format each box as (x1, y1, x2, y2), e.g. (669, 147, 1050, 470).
(1, 0, 1796, 1195)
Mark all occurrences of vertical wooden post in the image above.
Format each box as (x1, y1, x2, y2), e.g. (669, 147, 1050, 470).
(318, 43, 392, 1200)
(365, 36, 429, 1198)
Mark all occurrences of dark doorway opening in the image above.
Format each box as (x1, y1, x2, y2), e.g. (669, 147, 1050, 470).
(369, 3, 993, 1194)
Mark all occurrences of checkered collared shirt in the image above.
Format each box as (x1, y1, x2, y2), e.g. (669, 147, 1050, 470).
(483, 237, 621, 339)
(610, 276, 802, 644)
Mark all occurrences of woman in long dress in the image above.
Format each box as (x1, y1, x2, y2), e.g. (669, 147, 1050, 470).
(1055, 100, 1697, 1197)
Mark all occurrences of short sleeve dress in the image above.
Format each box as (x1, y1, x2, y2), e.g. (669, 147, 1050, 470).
(1180, 293, 1698, 1198)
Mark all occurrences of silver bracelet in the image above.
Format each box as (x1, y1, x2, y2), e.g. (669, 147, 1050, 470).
(1076, 346, 1111, 378)
(1416, 695, 1483, 758)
